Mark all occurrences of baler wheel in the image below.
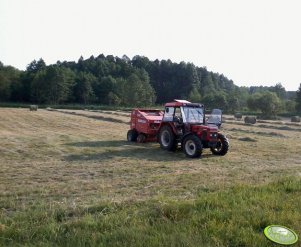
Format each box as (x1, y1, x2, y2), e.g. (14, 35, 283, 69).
(127, 129, 138, 142)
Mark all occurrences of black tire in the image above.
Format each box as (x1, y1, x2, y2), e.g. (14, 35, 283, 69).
(210, 133, 229, 156)
(137, 133, 146, 143)
(127, 129, 138, 142)
(158, 125, 177, 151)
(183, 134, 202, 158)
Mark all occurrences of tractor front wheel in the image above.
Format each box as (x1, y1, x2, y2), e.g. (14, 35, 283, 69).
(127, 129, 138, 142)
(183, 135, 202, 158)
(210, 133, 229, 155)
(158, 125, 177, 151)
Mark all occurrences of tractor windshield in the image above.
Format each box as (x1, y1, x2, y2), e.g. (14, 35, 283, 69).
(182, 106, 204, 124)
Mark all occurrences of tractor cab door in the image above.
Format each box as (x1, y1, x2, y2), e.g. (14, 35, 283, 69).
(162, 107, 175, 122)
(207, 109, 222, 128)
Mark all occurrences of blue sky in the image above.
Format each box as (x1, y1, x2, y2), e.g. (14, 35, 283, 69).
(0, 0, 300, 91)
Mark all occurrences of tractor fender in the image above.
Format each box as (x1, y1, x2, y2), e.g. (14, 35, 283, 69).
(157, 122, 177, 138)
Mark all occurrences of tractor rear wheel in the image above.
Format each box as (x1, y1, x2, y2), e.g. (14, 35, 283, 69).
(127, 129, 138, 142)
(210, 133, 229, 155)
(183, 135, 202, 158)
(158, 125, 177, 151)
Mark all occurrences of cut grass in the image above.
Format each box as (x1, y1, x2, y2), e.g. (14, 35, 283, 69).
(1, 178, 301, 247)
(1, 108, 301, 246)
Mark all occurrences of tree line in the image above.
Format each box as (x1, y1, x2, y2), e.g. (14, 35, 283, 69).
(0, 55, 301, 116)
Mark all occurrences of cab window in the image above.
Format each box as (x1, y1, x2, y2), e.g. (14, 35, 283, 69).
(163, 107, 175, 121)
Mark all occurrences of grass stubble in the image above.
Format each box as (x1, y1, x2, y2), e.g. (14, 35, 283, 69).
(0, 108, 301, 246)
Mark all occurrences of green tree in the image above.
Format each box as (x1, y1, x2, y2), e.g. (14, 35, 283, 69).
(118, 69, 156, 106)
(0, 64, 22, 102)
(227, 94, 240, 113)
(247, 93, 261, 111)
(285, 100, 296, 113)
(74, 72, 95, 104)
(26, 58, 46, 73)
(202, 92, 228, 111)
(188, 87, 202, 102)
(247, 91, 282, 117)
(0, 72, 11, 101)
(93, 76, 117, 104)
(272, 83, 286, 99)
(107, 92, 121, 106)
(31, 66, 75, 104)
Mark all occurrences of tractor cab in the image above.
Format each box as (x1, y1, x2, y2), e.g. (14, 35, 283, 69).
(162, 100, 222, 127)
(163, 100, 204, 124)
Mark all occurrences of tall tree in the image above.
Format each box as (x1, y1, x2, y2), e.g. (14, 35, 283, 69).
(74, 72, 95, 104)
(26, 58, 46, 73)
(0, 64, 21, 102)
(247, 91, 282, 117)
(271, 83, 286, 99)
(93, 76, 117, 104)
(31, 66, 75, 104)
(118, 69, 156, 106)
(0, 72, 11, 101)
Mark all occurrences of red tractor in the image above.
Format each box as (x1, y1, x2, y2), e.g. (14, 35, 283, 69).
(127, 100, 229, 158)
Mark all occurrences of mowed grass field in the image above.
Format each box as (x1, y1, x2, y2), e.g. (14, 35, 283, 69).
(0, 108, 301, 246)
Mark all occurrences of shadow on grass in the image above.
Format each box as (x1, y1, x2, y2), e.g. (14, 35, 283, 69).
(64, 140, 216, 162)
(65, 140, 129, 147)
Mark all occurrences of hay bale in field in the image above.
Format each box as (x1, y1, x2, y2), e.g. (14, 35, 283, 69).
(291, 116, 300, 122)
(234, 112, 242, 120)
(244, 116, 256, 124)
(46, 107, 55, 111)
(29, 105, 38, 111)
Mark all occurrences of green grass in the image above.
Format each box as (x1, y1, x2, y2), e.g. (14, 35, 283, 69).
(1, 108, 301, 246)
(1, 177, 300, 247)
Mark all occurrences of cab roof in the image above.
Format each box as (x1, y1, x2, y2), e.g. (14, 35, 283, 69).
(165, 99, 203, 108)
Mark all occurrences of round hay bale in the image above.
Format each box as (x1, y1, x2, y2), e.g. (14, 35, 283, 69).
(46, 107, 55, 111)
(234, 112, 242, 120)
(291, 116, 300, 123)
(29, 105, 38, 111)
(244, 116, 256, 124)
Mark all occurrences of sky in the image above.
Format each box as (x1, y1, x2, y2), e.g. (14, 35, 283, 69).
(0, 0, 300, 91)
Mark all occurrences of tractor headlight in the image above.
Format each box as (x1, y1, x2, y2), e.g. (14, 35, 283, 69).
(210, 133, 218, 138)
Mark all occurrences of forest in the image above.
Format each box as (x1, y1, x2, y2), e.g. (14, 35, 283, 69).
(0, 54, 301, 116)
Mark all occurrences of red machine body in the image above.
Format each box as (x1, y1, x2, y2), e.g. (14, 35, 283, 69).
(129, 109, 164, 142)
